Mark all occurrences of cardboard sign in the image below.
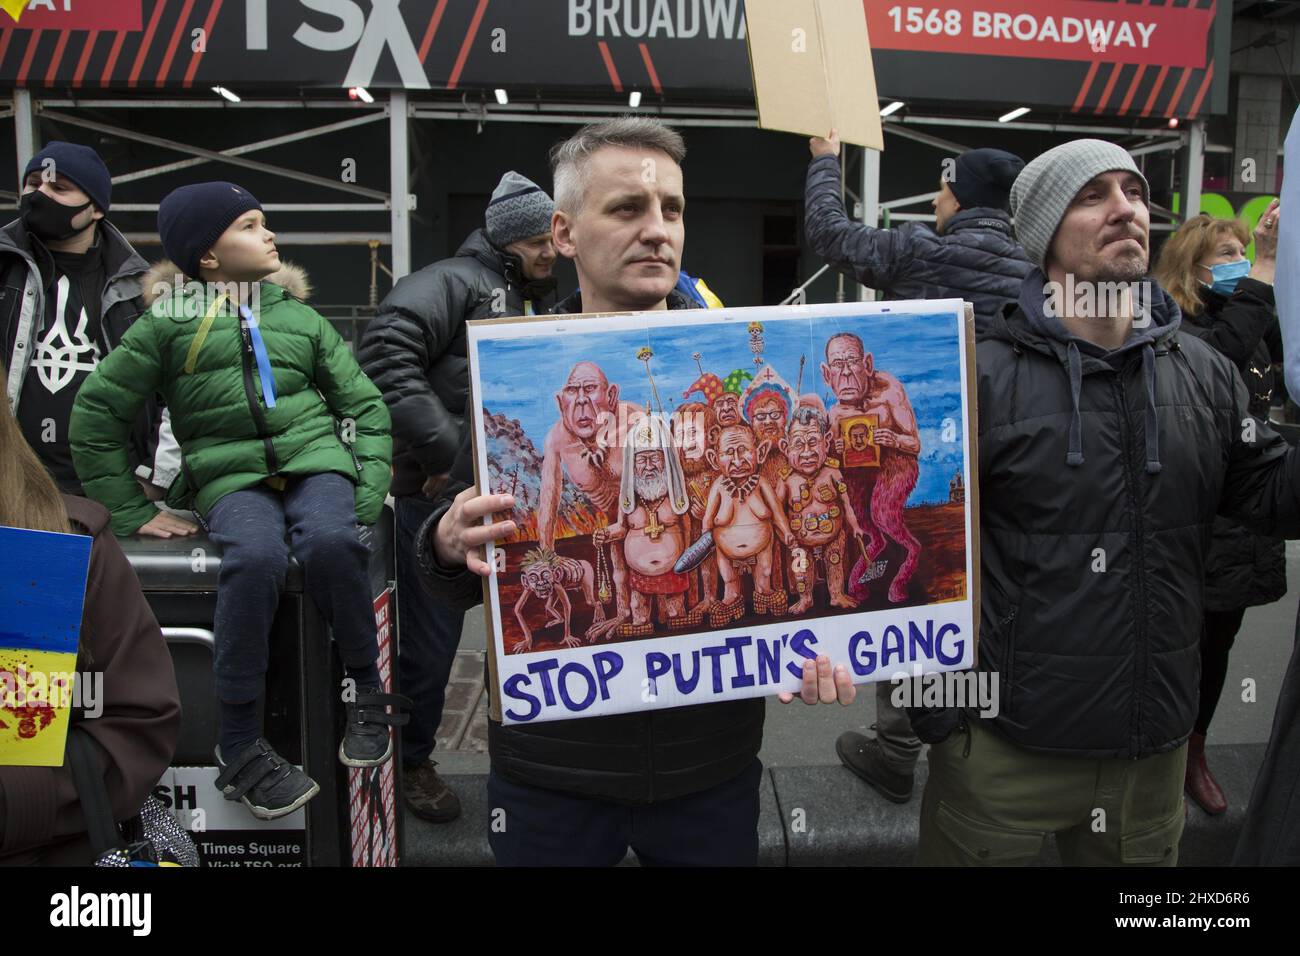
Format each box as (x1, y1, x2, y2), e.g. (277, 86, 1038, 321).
(744, 0, 884, 150)
(468, 300, 978, 725)
(0, 526, 92, 766)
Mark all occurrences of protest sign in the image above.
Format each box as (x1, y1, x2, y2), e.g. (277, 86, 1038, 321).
(0, 526, 93, 766)
(467, 300, 978, 725)
(744, 0, 884, 149)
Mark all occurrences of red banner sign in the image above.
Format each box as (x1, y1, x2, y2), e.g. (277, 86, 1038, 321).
(867, 0, 1214, 69)
(0, 1, 143, 32)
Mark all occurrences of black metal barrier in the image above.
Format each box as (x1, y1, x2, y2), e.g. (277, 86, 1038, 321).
(122, 507, 399, 867)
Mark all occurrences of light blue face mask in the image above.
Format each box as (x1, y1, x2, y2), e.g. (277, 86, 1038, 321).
(1200, 258, 1251, 296)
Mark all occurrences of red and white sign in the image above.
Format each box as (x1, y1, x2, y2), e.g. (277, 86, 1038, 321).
(0, 1, 143, 32)
(348, 588, 398, 868)
(868, 1, 1214, 69)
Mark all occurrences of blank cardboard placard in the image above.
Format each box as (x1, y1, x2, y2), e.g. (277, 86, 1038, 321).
(745, 0, 883, 150)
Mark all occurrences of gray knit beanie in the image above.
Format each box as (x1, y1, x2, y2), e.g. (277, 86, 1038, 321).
(1010, 139, 1150, 270)
(484, 171, 555, 248)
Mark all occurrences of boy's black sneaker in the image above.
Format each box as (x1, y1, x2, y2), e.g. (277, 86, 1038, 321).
(215, 738, 320, 820)
(340, 686, 411, 768)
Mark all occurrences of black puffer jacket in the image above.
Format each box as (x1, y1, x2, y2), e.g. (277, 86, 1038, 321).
(914, 272, 1300, 758)
(357, 228, 555, 497)
(1179, 277, 1287, 612)
(416, 287, 765, 805)
(804, 154, 1033, 334)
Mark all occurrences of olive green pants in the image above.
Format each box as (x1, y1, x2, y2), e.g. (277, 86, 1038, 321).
(918, 718, 1187, 866)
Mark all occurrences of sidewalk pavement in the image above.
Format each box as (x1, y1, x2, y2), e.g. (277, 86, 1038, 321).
(406, 544, 1300, 865)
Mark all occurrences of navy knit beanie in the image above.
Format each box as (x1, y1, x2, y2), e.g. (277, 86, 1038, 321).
(158, 182, 263, 279)
(949, 148, 1026, 213)
(24, 142, 112, 213)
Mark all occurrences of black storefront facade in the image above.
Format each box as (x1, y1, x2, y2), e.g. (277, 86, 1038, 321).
(0, 0, 1233, 311)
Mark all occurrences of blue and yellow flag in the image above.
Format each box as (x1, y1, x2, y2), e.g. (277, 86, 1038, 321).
(676, 270, 725, 309)
(0, 526, 92, 767)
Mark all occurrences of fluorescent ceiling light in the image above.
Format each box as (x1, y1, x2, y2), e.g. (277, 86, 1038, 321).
(879, 101, 904, 117)
(494, 88, 509, 105)
(999, 107, 1031, 123)
(212, 86, 241, 103)
(350, 86, 374, 104)
(629, 90, 642, 108)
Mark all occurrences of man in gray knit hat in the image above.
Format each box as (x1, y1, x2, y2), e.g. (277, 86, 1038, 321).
(907, 138, 1300, 866)
(358, 170, 557, 825)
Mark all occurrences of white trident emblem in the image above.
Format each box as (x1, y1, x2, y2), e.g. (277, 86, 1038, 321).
(32, 275, 100, 394)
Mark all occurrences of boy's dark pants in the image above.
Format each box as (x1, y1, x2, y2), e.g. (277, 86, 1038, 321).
(393, 493, 466, 769)
(207, 472, 379, 706)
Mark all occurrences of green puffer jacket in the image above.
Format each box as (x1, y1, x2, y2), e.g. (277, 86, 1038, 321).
(70, 262, 391, 537)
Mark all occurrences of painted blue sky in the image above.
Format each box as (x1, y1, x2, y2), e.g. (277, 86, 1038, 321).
(0, 527, 92, 654)
(475, 306, 968, 505)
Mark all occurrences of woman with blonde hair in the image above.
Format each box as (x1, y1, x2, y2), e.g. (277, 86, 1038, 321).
(0, 365, 180, 864)
(1153, 200, 1284, 817)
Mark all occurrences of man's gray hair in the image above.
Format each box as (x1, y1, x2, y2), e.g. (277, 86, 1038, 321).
(789, 405, 830, 435)
(550, 116, 686, 216)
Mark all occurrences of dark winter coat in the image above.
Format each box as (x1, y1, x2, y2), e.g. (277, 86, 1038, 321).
(1234, 602, 1300, 864)
(1178, 277, 1286, 612)
(910, 271, 1300, 758)
(0, 218, 177, 489)
(804, 154, 1033, 334)
(416, 287, 765, 805)
(357, 228, 556, 498)
(0, 496, 181, 865)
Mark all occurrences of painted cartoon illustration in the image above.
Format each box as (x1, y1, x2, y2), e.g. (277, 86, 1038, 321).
(512, 548, 604, 653)
(822, 332, 923, 603)
(778, 406, 865, 613)
(698, 421, 796, 626)
(472, 305, 970, 655)
(590, 415, 693, 639)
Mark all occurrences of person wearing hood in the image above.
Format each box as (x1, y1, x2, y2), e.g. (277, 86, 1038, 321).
(0, 363, 181, 865)
(1, 141, 186, 537)
(910, 139, 1300, 866)
(810, 137, 1031, 803)
(805, 132, 1033, 334)
(357, 171, 557, 825)
(1152, 209, 1285, 817)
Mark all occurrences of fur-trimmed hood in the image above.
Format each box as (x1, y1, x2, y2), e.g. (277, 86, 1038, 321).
(141, 259, 313, 306)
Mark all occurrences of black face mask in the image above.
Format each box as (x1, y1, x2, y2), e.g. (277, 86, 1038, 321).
(20, 190, 93, 243)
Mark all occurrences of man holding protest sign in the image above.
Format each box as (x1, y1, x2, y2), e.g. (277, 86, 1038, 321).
(913, 139, 1300, 866)
(418, 117, 856, 866)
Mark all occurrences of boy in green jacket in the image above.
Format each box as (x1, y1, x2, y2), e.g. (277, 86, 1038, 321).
(70, 182, 405, 820)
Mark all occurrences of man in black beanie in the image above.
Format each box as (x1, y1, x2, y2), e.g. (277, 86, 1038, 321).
(805, 131, 1033, 806)
(806, 131, 1033, 333)
(357, 170, 558, 825)
(1, 141, 190, 538)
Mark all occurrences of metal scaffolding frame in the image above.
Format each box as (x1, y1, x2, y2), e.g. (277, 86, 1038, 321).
(9, 92, 1214, 293)
(10, 91, 411, 285)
